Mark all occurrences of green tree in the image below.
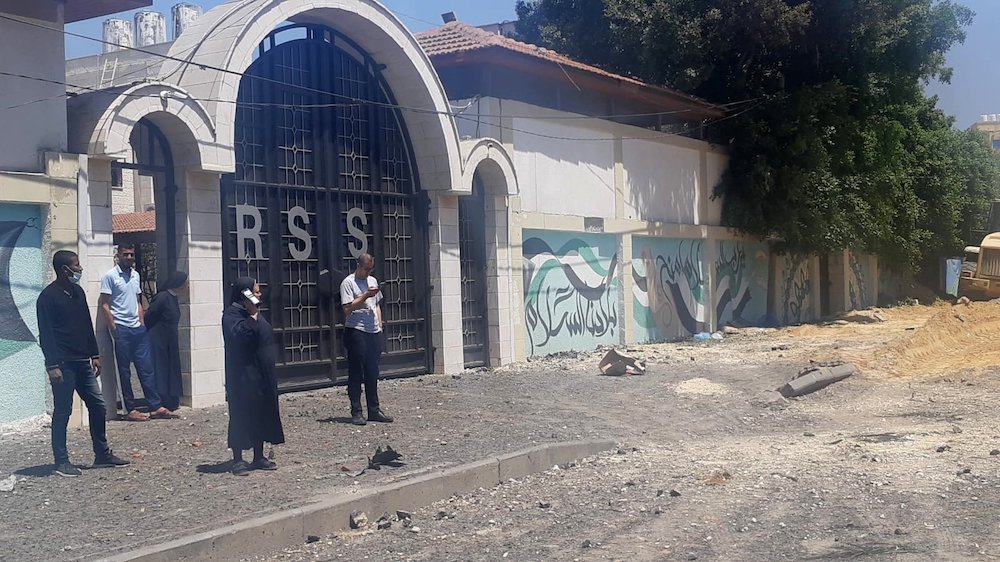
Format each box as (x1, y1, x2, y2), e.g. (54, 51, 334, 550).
(515, 0, 1000, 271)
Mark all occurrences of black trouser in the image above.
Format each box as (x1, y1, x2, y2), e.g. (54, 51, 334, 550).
(50, 360, 110, 464)
(344, 328, 382, 414)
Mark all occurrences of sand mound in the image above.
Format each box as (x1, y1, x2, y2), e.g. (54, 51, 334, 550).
(859, 301, 1000, 377)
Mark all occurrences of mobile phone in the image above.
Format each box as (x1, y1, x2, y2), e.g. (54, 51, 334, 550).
(242, 288, 260, 305)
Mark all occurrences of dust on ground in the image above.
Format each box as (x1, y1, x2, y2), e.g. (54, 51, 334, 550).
(5, 302, 1000, 562)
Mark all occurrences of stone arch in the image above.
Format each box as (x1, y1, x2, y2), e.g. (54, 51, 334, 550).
(460, 138, 518, 196)
(68, 82, 219, 171)
(455, 139, 518, 367)
(160, 0, 462, 190)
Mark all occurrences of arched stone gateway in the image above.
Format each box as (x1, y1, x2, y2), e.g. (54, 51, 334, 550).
(160, 0, 462, 190)
(219, 22, 433, 386)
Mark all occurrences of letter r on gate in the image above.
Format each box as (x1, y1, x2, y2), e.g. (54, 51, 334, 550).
(235, 204, 264, 260)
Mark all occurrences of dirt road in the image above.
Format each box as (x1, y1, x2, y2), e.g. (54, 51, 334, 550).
(3, 303, 1000, 561)
(251, 303, 1000, 561)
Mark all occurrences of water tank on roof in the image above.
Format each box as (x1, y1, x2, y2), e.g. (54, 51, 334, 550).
(172, 3, 203, 40)
(102, 18, 133, 53)
(135, 11, 167, 47)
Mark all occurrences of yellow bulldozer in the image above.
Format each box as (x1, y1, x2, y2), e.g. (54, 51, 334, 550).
(958, 201, 1000, 300)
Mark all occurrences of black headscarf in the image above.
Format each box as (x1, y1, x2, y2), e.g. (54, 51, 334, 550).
(159, 271, 188, 293)
(229, 276, 257, 305)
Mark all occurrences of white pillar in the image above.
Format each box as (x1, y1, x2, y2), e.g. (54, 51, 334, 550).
(428, 192, 464, 374)
(175, 169, 226, 407)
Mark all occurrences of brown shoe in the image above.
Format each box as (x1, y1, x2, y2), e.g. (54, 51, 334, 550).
(149, 407, 179, 419)
(125, 410, 148, 422)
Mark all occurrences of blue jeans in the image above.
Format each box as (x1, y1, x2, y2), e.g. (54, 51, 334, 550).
(51, 361, 110, 464)
(113, 324, 162, 412)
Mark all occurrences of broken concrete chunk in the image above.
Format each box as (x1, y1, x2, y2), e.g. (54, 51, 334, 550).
(349, 511, 369, 529)
(598, 349, 646, 376)
(778, 363, 857, 398)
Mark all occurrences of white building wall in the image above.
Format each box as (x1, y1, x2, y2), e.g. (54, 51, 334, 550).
(511, 118, 616, 218)
(621, 139, 701, 224)
(0, 15, 68, 173)
(704, 151, 728, 226)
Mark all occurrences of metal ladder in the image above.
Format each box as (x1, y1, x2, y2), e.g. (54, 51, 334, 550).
(98, 57, 119, 89)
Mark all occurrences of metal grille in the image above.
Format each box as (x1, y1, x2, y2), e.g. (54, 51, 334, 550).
(222, 24, 430, 388)
(981, 250, 1000, 279)
(458, 185, 489, 367)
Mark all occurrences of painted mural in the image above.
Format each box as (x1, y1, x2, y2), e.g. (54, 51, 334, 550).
(848, 252, 874, 310)
(522, 230, 619, 355)
(714, 240, 769, 327)
(779, 254, 813, 325)
(632, 237, 706, 342)
(0, 204, 45, 424)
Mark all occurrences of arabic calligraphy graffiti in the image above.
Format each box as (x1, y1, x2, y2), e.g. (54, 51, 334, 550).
(632, 238, 706, 341)
(715, 240, 768, 327)
(522, 231, 619, 355)
(848, 252, 873, 310)
(780, 254, 813, 325)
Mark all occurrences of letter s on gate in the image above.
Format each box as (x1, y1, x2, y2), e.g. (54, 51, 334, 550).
(347, 207, 368, 259)
(287, 206, 312, 261)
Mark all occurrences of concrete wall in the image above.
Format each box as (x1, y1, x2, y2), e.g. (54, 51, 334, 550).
(521, 229, 620, 355)
(714, 240, 769, 328)
(0, 15, 68, 172)
(0, 203, 46, 423)
(0, 154, 82, 426)
(771, 254, 820, 325)
(632, 237, 707, 342)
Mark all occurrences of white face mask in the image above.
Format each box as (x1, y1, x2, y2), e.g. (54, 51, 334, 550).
(64, 267, 82, 284)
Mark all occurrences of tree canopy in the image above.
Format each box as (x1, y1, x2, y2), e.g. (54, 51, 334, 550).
(516, 0, 1000, 271)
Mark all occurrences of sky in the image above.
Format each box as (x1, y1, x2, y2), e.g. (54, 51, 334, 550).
(65, 0, 994, 130)
(64, 1, 517, 56)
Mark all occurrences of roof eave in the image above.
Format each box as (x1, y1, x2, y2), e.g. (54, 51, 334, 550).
(428, 48, 725, 120)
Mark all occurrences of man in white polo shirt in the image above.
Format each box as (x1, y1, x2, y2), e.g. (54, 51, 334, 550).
(99, 244, 176, 421)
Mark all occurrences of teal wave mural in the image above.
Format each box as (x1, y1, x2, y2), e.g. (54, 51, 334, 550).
(632, 238, 706, 342)
(522, 230, 619, 355)
(715, 240, 768, 327)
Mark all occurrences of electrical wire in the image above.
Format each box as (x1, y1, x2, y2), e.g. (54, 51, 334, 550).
(4, 13, 750, 122)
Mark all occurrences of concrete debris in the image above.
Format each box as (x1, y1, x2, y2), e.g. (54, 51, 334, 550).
(0, 475, 15, 493)
(598, 349, 646, 376)
(349, 511, 368, 529)
(838, 309, 887, 324)
(956, 296, 971, 306)
(778, 363, 857, 398)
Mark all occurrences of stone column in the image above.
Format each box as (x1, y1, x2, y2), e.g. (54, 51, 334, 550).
(175, 169, 226, 407)
(428, 192, 464, 374)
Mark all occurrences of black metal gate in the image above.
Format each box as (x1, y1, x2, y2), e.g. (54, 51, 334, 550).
(221, 24, 431, 389)
(458, 182, 489, 367)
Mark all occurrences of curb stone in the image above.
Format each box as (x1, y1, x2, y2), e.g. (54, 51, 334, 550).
(101, 439, 615, 562)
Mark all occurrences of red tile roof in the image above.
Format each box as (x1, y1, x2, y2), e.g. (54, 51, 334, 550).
(415, 22, 722, 116)
(113, 211, 155, 234)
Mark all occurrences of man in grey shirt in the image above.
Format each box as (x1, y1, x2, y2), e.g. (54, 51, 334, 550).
(340, 253, 393, 425)
(99, 244, 176, 421)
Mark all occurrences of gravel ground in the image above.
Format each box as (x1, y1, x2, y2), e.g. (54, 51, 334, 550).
(3, 306, 1000, 561)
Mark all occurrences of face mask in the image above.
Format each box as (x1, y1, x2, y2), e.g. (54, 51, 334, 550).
(65, 267, 82, 284)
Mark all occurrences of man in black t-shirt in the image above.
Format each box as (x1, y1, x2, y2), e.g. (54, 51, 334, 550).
(36, 250, 129, 477)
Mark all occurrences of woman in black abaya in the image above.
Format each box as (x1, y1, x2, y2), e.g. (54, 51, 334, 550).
(145, 271, 187, 412)
(222, 277, 285, 475)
